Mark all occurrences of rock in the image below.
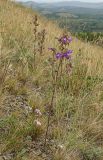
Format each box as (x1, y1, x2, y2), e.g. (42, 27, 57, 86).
(2, 155, 11, 160)
(36, 150, 42, 156)
(42, 153, 47, 158)
(31, 151, 37, 155)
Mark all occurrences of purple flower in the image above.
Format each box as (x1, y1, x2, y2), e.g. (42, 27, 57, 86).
(63, 50, 73, 59)
(58, 36, 72, 44)
(62, 37, 67, 44)
(58, 36, 67, 44)
(55, 50, 73, 60)
(68, 37, 72, 43)
(55, 53, 63, 59)
(48, 48, 56, 52)
(66, 50, 73, 55)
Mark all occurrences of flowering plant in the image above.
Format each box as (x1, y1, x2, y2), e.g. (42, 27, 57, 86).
(44, 34, 73, 148)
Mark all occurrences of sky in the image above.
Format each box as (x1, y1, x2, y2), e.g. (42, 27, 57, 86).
(16, 0, 103, 3)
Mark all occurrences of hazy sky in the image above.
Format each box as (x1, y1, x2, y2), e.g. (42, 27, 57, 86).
(16, 0, 103, 3)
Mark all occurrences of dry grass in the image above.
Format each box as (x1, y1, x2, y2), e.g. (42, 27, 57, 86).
(0, 0, 103, 160)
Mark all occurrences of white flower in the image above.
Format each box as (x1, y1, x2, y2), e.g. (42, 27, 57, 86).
(58, 144, 64, 150)
(34, 109, 42, 116)
(34, 120, 41, 127)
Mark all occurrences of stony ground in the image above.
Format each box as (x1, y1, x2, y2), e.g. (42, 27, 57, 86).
(0, 93, 63, 160)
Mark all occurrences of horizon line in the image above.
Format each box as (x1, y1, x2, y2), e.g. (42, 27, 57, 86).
(16, 0, 103, 4)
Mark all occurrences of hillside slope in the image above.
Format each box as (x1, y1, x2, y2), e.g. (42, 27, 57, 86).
(0, 0, 103, 160)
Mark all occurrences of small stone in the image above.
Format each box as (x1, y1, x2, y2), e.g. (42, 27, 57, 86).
(50, 140, 55, 144)
(2, 155, 11, 160)
(32, 151, 37, 155)
(42, 153, 47, 158)
(36, 150, 42, 156)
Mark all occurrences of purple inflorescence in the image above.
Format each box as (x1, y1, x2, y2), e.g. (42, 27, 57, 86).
(68, 37, 72, 43)
(58, 36, 72, 44)
(49, 36, 73, 61)
(55, 53, 63, 59)
(55, 50, 73, 60)
(63, 50, 73, 59)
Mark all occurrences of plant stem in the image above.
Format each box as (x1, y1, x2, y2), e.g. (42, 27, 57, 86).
(44, 60, 61, 149)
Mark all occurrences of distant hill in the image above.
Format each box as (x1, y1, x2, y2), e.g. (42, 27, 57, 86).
(18, 1, 103, 33)
(19, 1, 103, 9)
(19, 1, 39, 8)
(47, 1, 103, 9)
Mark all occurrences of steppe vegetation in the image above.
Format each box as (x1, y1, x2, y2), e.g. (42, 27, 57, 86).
(0, 0, 103, 159)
